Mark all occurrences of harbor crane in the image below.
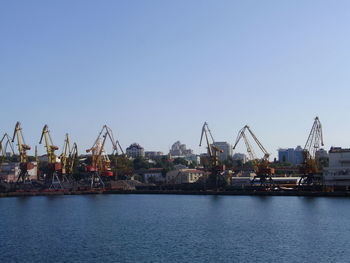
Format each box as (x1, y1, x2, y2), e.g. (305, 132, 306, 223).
(60, 133, 71, 175)
(299, 117, 324, 186)
(199, 122, 226, 189)
(1, 133, 15, 160)
(12, 122, 34, 183)
(233, 125, 275, 186)
(0, 133, 15, 173)
(39, 125, 64, 189)
(59, 134, 79, 178)
(67, 142, 78, 175)
(86, 125, 124, 188)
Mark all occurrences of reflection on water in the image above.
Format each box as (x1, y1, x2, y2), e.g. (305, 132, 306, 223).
(0, 195, 349, 263)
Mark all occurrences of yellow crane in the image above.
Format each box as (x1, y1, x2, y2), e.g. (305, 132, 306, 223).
(60, 133, 71, 175)
(299, 117, 324, 186)
(199, 122, 225, 189)
(233, 125, 275, 186)
(86, 125, 124, 188)
(59, 134, 78, 176)
(12, 122, 34, 183)
(39, 125, 63, 189)
(0, 133, 15, 160)
(0, 133, 15, 173)
(67, 142, 78, 175)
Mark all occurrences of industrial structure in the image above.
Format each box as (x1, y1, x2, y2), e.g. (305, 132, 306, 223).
(233, 125, 275, 186)
(86, 125, 124, 188)
(199, 122, 225, 189)
(298, 117, 324, 186)
(1, 116, 350, 195)
(12, 122, 34, 184)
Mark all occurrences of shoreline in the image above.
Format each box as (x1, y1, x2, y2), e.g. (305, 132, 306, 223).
(2, 189, 350, 198)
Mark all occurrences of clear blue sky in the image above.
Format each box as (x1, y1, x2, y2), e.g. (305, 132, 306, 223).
(1, 1, 350, 158)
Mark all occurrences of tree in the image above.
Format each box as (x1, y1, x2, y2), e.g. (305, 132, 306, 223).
(133, 157, 150, 170)
(114, 155, 133, 179)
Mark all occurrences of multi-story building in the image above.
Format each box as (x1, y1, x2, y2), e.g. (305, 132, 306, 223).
(211, 142, 233, 161)
(134, 168, 164, 184)
(169, 141, 194, 157)
(278, 146, 304, 165)
(323, 147, 350, 188)
(232, 153, 248, 163)
(126, 143, 145, 158)
(145, 151, 164, 159)
(316, 148, 329, 160)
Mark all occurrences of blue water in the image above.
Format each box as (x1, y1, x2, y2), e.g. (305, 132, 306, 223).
(0, 194, 349, 263)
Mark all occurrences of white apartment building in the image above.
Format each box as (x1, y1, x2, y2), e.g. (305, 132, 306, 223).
(323, 147, 350, 187)
(212, 142, 233, 161)
(126, 143, 145, 158)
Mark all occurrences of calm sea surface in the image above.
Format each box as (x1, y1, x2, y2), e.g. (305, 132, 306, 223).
(0, 194, 349, 263)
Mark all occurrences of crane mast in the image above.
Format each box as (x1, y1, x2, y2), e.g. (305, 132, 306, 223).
(12, 122, 34, 183)
(12, 122, 31, 163)
(304, 117, 324, 159)
(233, 125, 270, 160)
(233, 125, 274, 186)
(199, 122, 222, 167)
(299, 117, 324, 186)
(199, 122, 225, 189)
(67, 142, 78, 175)
(1, 133, 15, 159)
(86, 125, 123, 188)
(0, 133, 15, 173)
(60, 133, 71, 175)
(39, 125, 63, 189)
(60, 134, 78, 179)
(39, 125, 59, 164)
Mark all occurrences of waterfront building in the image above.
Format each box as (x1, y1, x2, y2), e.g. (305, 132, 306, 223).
(126, 143, 145, 158)
(278, 146, 304, 165)
(0, 162, 38, 182)
(134, 168, 164, 184)
(232, 153, 248, 163)
(166, 169, 207, 184)
(315, 148, 329, 160)
(323, 147, 350, 188)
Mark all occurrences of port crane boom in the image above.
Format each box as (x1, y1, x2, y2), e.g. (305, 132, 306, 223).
(299, 117, 324, 186)
(199, 122, 225, 189)
(304, 117, 323, 159)
(86, 125, 123, 188)
(199, 122, 222, 167)
(60, 133, 71, 175)
(233, 125, 274, 185)
(39, 125, 63, 189)
(0, 133, 15, 173)
(233, 125, 270, 161)
(0, 133, 15, 159)
(12, 122, 34, 183)
(67, 142, 78, 175)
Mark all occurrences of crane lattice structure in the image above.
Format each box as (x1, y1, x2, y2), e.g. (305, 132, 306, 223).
(12, 122, 34, 184)
(199, 122, 225, 189)
(1, 133, 15, 160)
(299, 117, 324, 186)
(86, 125, 124, 188)
(39, 125, 64, 189)
(59, 134, 79, 181)
(233, 125, 274, 186)
(0, 133, 15, 173)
